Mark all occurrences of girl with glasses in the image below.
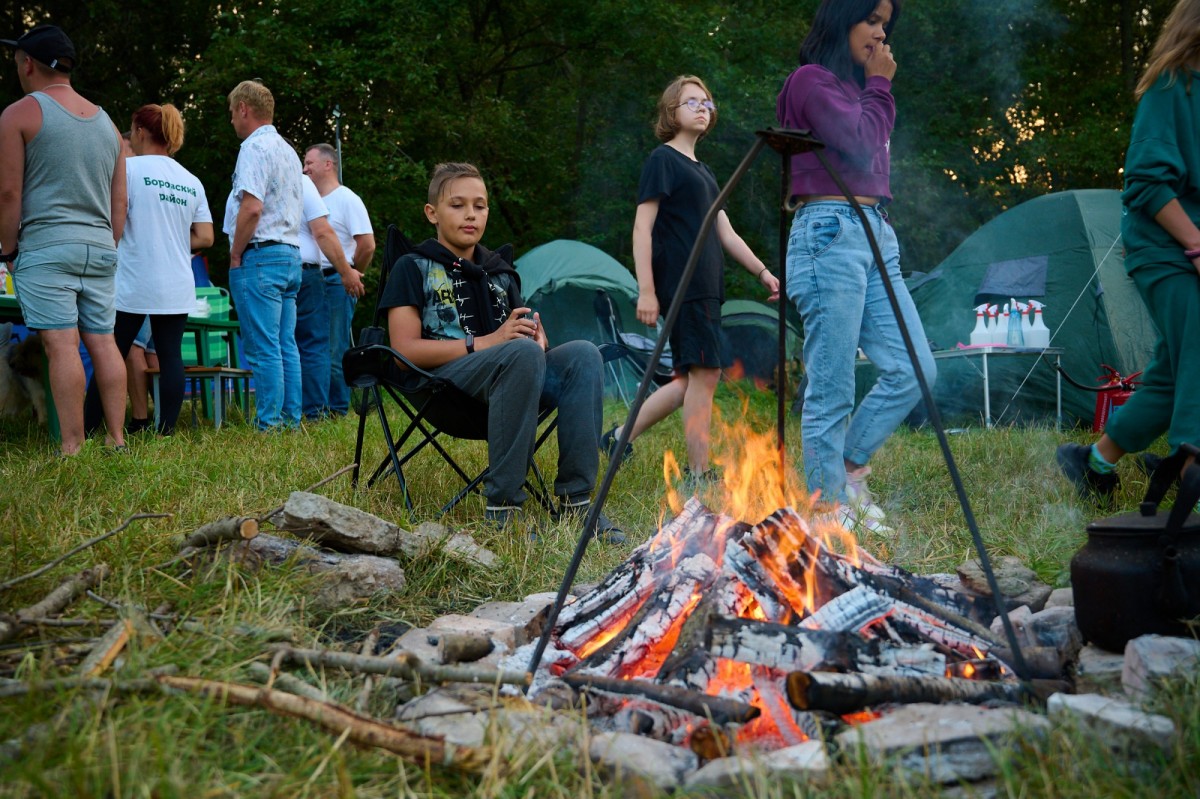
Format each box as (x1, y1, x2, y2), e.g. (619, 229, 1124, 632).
(602, 75, 780, 487)
(777, 0, 934, 536)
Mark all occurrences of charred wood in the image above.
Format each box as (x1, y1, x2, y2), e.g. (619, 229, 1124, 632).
(563, 673, 760, 726)
(785, 670, 1025, 714)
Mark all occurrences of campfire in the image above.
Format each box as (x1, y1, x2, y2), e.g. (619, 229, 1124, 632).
(508, 416, 1024, 754)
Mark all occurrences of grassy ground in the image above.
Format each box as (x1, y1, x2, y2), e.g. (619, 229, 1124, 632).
(0, 384, 1197, 798)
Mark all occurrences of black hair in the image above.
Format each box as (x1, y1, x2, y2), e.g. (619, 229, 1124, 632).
(798, 0, 901, 85)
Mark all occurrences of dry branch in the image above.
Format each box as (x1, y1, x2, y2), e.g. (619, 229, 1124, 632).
(183, 517, 259, 549)
(245, 661, 328, 701)
(267, 644, 531, 687)
(76, 619, 132, 677)
(785, 670, 1026, 714)
(0, 514, 168, 592)
(0, 564, 111, 644)
(156, 674, 495, 772)
(562, 673, 760, 726)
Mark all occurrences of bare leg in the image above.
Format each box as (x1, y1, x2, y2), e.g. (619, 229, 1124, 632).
(681, 366, 720, 472)
(617, 376, 686, 442)
(39, 328, 88, 455)
(1095, 434, 1126, 466)
(127, 345, 150, 420)
(80, 331, 127, 447)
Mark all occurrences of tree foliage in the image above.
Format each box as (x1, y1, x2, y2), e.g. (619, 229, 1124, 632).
(0, 0, 1180, 299)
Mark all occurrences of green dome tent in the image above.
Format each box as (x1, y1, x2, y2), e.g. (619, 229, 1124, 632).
(902, 189, 1156, 426)
(720, 299, 802, 382)
(514, 239, 645, 348)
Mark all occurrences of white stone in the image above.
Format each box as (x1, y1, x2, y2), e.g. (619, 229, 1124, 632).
(589, 731, 698, 790)
(834, 703, 1050, 784)
(1047, 692, 1176, 752)
(682, 746, 833, 791)
(1123, 634, 1200, 699)
(1075, 644, 1126, 695)
(429, 614, 519, 651)
(1045, 587, 1074, 608)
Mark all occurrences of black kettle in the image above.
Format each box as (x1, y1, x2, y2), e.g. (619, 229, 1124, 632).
(1071, 443, 1200, 652)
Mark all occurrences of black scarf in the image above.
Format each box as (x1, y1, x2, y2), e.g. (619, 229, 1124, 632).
(413, 239, 521, 336)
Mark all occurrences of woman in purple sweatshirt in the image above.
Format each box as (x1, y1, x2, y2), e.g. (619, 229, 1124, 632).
(777, 0, 934, 536)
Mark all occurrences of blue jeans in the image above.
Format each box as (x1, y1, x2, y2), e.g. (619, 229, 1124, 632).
(325, 271, 356, 414)
(296, 265, 331, 418)
(785, 202, 935, 505)
(230, 245, 302, 430)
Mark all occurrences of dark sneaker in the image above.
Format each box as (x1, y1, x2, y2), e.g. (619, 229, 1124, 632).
(555, 499, 627, 545)
(1134, 452, 1164, 477)
(484, 504, 524, 530)
(1056, 443, 1119, 503)
(601, 427, 633, 465)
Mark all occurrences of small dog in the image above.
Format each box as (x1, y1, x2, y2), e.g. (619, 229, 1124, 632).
(0, 322, 48, 424)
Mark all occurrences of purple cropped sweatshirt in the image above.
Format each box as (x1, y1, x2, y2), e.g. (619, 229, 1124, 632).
(776, 64, 895, 202)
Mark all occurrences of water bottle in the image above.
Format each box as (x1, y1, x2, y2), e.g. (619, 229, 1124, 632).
(1006, 299, 1025, 347)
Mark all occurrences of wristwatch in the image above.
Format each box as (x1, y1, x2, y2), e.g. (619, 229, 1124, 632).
(465, 334, 475, 354)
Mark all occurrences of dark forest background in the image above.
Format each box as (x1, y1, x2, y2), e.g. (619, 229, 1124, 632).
(0, 0, 1176, 310)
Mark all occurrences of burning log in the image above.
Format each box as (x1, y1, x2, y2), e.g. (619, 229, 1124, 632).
(562, 673, 760, 726)
(785, 670, 1025, 714)
(706, 615, 870, 673)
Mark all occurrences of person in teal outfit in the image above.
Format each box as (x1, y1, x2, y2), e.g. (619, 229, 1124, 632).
(1058, 0, 1200, 501)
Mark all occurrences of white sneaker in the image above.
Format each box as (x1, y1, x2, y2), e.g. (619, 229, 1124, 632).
(845, 466, 888, 521)
(836, 505, 895, 536)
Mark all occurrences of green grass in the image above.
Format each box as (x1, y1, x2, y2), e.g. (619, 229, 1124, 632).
(0, 384, 1197, 798)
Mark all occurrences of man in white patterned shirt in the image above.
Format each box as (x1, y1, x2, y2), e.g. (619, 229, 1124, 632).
(223, 80, 303, 430)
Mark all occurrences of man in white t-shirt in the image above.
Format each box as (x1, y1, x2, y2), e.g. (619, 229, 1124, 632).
(303, 143, 374, 416)
(295, 173, 352, 419)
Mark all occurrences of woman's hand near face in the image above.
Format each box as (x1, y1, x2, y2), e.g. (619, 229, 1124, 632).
(865, 42, 896, 81)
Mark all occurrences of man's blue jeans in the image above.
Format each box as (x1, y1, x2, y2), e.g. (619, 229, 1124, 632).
(230, 244, 302, 430)
(296, 265, 331, 418)
(785, 202, 935, 506)
(325, 271, 356, 415)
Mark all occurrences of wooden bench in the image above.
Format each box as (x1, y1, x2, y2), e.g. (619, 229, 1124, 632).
(146, 365, 252, 429)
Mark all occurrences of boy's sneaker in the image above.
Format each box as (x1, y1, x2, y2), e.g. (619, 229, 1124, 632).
(844, 466, 889, 523)
(484, 504, 524, 530)
(1056, 443, 1119, 503)
(555, 498, 627, 545)
(601, 427, 633, 465)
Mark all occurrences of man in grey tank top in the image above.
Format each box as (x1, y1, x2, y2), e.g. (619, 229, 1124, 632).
(0, 25, 129, 455)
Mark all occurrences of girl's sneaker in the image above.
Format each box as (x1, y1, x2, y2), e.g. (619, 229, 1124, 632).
(844, 466, 890, 524)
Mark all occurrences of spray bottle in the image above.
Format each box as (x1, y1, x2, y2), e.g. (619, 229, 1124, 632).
(987, 304, 1003, 345)
(1026, 300, 1050, 348)
(1006, 298, 1025, 347)
(969, 303, 990, 346)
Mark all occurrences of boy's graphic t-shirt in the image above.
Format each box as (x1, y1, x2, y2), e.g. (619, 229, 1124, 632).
(379, 242, 520, 340)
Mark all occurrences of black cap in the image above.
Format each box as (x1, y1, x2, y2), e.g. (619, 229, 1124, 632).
(0, 25, 75, 73)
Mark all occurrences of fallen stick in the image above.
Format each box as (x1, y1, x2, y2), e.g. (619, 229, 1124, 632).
(562, 673, 760, 726)
(0, 665, 179, 699)
(0, 514, 168, 592)
(76, 619, 132, 677)
(785, 670, 1026, 714)
(267, 644, 530, 687)
(0, 564, 112, 644)
(245, 661, 328, 701)
(182, 517, 260, 549)
(156, 674, 495, 772)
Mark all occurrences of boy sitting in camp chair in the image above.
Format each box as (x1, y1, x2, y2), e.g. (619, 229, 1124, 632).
(379, 162, 625, 542)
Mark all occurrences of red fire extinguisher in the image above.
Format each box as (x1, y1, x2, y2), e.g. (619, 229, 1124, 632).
(1093, 365, 1141, 432)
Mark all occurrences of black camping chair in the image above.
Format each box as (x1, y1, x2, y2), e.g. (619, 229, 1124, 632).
(342, 225, 557, 515)
(593, 289, 674, 407)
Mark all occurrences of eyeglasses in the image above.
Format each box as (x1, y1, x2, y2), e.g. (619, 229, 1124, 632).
(675, 98, 716, 113)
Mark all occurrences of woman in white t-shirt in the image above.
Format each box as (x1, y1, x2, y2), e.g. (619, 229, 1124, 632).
(84, 103, 214, 434)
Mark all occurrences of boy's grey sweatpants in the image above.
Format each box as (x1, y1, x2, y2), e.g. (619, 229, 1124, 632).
(430, 337, 603, 506)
